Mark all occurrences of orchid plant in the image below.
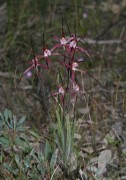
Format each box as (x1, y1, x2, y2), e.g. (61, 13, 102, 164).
(16, 18, 110, 171)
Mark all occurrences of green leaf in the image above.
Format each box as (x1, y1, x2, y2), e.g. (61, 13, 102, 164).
(17, 116, 26, 127)
(0, 114, 4, 121)
(29, 130, 39, 138)
(44, 141, 52, 160)
(15, 154, 23, 171)
(16, 126, 25, 132)
(3, 163, 17, 175)
(0, 114, 5, 128)
(0, 136, 10, 146)
(30, 147, 35, 156)
(50, 149, 58, 169)
(37, 164, 45, 176)
(24, 157, 31, 168)
(8, 110, 12, 120)
(3, 109, 12, 129)
(15, 154, 20, 164)
(4, 109, 9, 121)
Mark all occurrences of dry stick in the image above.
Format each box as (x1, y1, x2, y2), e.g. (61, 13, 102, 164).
(117, 26, 125, 48)
(50, 165, 59, 180)
(0, 72, 19, 79)
(80, 38, 123, 45)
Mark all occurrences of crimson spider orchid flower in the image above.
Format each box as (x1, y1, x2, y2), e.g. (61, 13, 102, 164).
(53, 35, 73, 51)
(58, 60, 80, 81)
(38, 45, 60, 67)
(64, 61, 85, 74)
(16, 56, 48, 89)
(49, 86, 65, 106)
(71, 82, 80, 106)
(70, 62, 79, 81)
(71, 62, 79, 71)
(73, 82, 79, 92)
(71, 62, 87, 74)
(70, 81, 80, 94)
(44, 49, 52, 57)
(23, 56, 48, 75)
(69, 82, 80, 107)
(67, 35, 90, 58)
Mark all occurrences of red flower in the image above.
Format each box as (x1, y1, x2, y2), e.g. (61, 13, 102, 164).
(23, 56, 48, 77)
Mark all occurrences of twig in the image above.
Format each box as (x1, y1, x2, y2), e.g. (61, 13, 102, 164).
(81, 38, 123, 45)
(0, 72, 19, 79)
(50, 165, 59, 180)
